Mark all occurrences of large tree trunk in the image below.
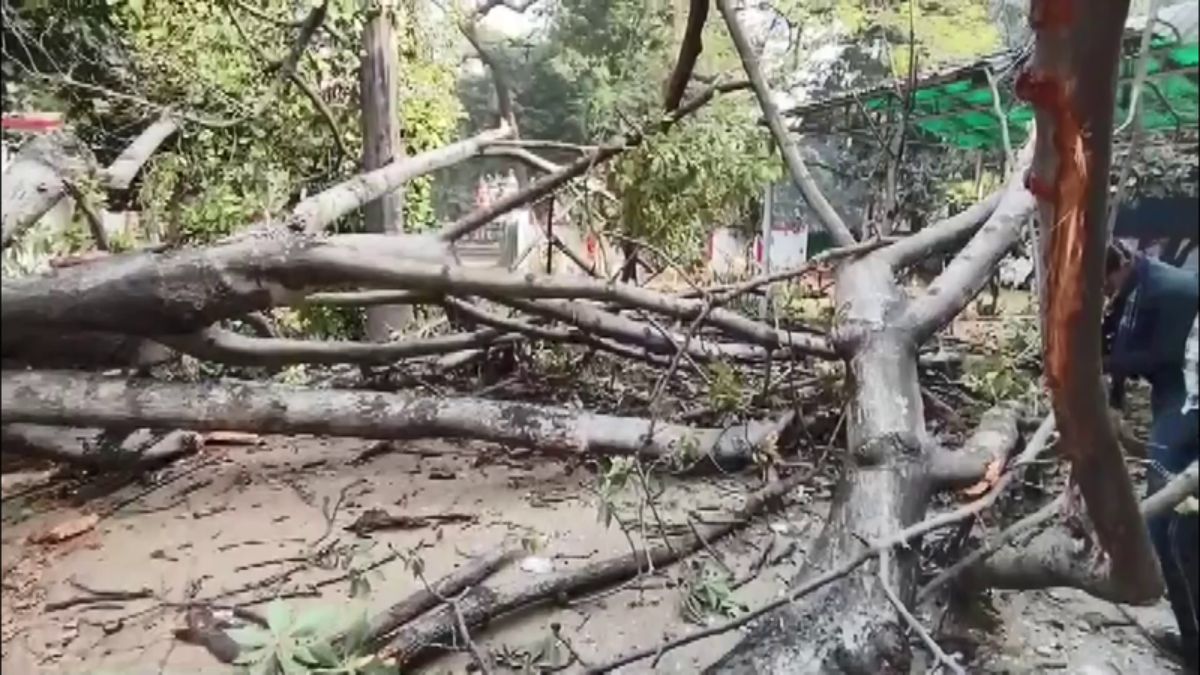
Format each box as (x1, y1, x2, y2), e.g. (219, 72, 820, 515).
(707, 150, 1036, 672)
(709, 258, 931, 673)
(361, 0, 414, 340)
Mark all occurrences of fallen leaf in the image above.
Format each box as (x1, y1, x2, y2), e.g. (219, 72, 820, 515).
(30, 513, 99, 544)
(961, 459, 1003, 498)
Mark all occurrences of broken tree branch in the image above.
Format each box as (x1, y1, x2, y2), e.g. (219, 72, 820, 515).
(1, 371, 786, 467)
(715, 0, 855, 247)
(663, 0, 709, 112)
(364, 547, 518, 647)
(2, 425, 201, 469)
(156, 326, 511, 367)
(284, 126, 512, 234)
(438, 80, 749, 243)
(595, 423, 1052, 673)
(928, 404, 1020, 488)
(901, 139, 1036, 341)
(100, 115, 181, 191)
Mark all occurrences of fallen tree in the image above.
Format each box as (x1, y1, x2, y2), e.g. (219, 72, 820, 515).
(0, 0, 1173, 672)
(706, 1, 1163, 671)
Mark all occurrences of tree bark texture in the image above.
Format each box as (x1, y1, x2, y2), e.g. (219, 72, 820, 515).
(360, 0, 413, 340)
(1, 371, 789, 467)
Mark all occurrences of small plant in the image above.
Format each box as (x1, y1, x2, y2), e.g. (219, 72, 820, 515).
(679, 560, 744, 625)
(707, 362, 745, 418)
(594, 456, 636, 528)
(669, 433, 703, 471)
(961, 317, 1042, 409)
(229, 600, 394, 675)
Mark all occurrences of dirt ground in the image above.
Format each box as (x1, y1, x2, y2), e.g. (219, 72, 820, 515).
(0, 429, 1187, 674)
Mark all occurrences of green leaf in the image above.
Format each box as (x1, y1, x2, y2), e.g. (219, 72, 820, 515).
(291, 606, 341, 638)
(228, 626, 272, 650)
(341, 613, 372, 654)
(266, 600, 293, 635)
(307, 639, 340, 667)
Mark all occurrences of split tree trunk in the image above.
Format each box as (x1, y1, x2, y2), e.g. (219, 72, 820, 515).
(360, 0, 413, 340)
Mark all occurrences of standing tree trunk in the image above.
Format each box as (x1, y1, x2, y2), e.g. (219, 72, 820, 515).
(361, 0, 413, 341)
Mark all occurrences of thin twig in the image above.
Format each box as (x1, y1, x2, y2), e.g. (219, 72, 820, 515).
(878, 548, 966, 675)
(585, 416, 1056, 673)
(449, 590, 494, 675)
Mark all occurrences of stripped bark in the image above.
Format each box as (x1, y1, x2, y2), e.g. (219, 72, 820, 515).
(1, 371, 790, 467)
(928, 405, 1021, 488)
(1019, 0, 1161, 602)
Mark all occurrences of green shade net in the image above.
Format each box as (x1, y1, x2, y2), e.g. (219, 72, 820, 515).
(856, 39, 1198, 150)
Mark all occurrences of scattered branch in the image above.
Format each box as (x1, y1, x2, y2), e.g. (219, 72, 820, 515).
(878, 548, 965, 675)
(382, 471, 807, 666)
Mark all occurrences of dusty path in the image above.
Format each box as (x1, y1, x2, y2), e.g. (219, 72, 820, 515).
(1, 432, 1185, 673)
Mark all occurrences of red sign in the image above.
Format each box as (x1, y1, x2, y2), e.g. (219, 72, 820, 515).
(1, 113, 64, 133)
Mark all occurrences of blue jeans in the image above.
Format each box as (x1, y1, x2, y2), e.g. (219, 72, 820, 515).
(1146, 406, 1199, 651)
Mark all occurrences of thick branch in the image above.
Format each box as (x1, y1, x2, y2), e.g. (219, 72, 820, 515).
(2, 425, 201, 468)
(1, 371, 786, 466)
(927, 404, 1020, 487)
(663, 0, 709, 111)
(875, 190, 1002, 269)
(157, 327, 510, 367)
(900, 140, 1036, 341)
(1, 331, 175, 370)
(1, 233, 450, 336)
(1, 133, 95, 249)
(285, 126, 511, 234)
(715, 0, 855, 247)
(100, 115, 181, 190)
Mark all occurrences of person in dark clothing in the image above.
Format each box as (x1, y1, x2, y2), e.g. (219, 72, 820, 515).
(1104, 244, 1199, 672)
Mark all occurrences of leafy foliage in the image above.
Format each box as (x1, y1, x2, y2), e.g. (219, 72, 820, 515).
(228, 600, 394, 675)
(679, 560, 745, 625)
(961, 316, 1042, 409)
